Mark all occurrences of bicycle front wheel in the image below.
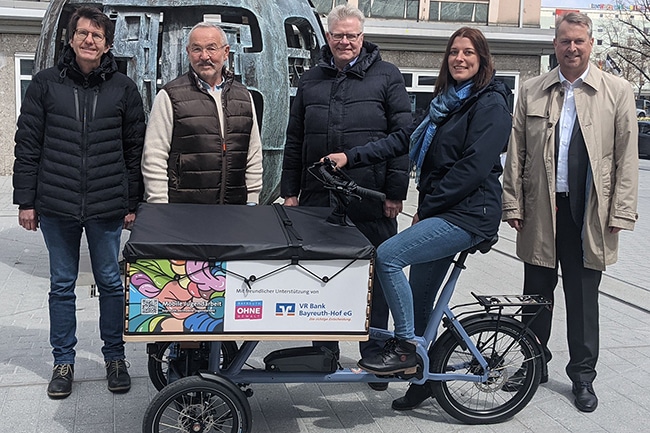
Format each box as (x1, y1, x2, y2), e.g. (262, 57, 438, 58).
(430, 318, 541, 424)
(143, 375, 251, 433)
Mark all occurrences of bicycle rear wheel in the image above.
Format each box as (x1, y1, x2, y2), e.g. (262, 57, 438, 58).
(430, 318, 541, 424)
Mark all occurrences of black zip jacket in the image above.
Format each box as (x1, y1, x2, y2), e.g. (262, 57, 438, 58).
(13, 45, 145, 221)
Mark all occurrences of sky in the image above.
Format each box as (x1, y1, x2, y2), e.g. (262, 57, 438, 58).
(541, 0, 608, 8)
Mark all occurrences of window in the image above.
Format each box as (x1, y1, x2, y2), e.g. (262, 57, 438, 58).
(358, 0, 419, 19)
(313, 0, 348, 14)
(15, 54, 34, 121)
(400, 69, 437, 119)
(430, 2, 488, 24)
(401, 68, 518, 117)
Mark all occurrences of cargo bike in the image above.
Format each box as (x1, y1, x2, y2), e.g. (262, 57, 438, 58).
(123, 160, 550, 432)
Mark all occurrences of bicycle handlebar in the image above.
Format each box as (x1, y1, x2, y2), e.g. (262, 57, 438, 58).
(352, 184, 387, 202)
(309, 158, 386, 203)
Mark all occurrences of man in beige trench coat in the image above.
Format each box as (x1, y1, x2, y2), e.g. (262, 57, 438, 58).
(502, 11, 638, 413)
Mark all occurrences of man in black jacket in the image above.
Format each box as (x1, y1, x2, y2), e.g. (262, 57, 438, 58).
(13, 7, 145, 399)
(280, 4, 411, 390)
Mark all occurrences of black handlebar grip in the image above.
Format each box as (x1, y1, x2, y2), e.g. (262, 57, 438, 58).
(354, 185, 386, 202)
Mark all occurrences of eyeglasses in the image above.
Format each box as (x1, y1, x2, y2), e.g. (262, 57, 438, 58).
(329, 32, 363, 42)
(189, 44, 228, 56)
(74, 29, 105, 43)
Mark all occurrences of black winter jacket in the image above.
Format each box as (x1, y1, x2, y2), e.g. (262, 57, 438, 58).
(344, 78, 512, 239)
(281, 41, 411, 222)
(13, 46, 145, 222)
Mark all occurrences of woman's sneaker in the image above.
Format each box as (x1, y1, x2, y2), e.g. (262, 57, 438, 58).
(47, 364, 74, 399)
(106, 359, 131, 393)
(357, 338, 418, 375)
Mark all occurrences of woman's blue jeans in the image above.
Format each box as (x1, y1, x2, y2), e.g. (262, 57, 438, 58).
(40, 215, 126, 365)
(375, 217, 480, 340)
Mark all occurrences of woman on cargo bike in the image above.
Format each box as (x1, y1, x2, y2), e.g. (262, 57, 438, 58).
(327, 26, 512, 410)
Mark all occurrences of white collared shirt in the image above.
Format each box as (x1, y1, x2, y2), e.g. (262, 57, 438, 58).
(556, 66, 589, 193)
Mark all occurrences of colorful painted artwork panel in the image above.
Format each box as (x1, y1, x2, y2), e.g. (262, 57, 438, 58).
(127, 259, 226, 334)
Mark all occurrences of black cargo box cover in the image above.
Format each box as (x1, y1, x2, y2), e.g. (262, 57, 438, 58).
(123, 203, 374, 262)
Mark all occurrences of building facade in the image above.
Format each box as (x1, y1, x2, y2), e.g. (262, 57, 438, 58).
(541, 2, 650, 96)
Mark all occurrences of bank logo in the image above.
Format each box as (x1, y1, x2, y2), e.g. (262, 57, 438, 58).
(275, 303, 296, 317)
(234, 300, 263, 320)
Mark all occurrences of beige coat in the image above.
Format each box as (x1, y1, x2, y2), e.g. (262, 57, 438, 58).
(502, 65, 638, 271)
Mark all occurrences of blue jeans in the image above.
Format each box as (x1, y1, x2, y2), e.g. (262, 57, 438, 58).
(375, 217, 480, 340)
(40, 216, 126, 365)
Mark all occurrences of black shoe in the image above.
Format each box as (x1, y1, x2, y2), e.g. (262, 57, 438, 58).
(357, 338, 418, 375)
(501, 367, 548, 392)
(47, 364, 74, 399)
(572, 381, 598, 412)
(391, 383, 432, 411)
(106, 359, 131, 393)
(368, 382, 388, 391)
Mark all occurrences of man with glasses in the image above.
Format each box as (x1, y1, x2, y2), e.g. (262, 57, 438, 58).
(281, 5, 411, 391)
(142, 22, 262, 205)
(502, 12, 638, 412)
(13, 6, 145, 399)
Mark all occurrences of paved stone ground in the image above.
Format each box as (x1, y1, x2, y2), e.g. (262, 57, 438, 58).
(1, 161, 649, 432)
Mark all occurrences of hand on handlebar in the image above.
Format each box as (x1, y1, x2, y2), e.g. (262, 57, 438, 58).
(308, 158, 386, 203)
(325, 153, 348, 168)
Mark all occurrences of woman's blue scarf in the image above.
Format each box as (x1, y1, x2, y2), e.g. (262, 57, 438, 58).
(409, 80, 474, 181)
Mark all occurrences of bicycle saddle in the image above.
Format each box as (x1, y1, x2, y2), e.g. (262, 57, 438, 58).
(467, 235, 499, 254)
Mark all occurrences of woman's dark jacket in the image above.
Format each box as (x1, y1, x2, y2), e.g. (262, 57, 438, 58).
(13, 46, 145, 222)
(344, 78, 512, 238)
(281, 41, 411, 222)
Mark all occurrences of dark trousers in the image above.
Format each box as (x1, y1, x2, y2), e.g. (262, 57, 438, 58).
(523, 194, 601, 383)
(314, 217, 396, 358)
